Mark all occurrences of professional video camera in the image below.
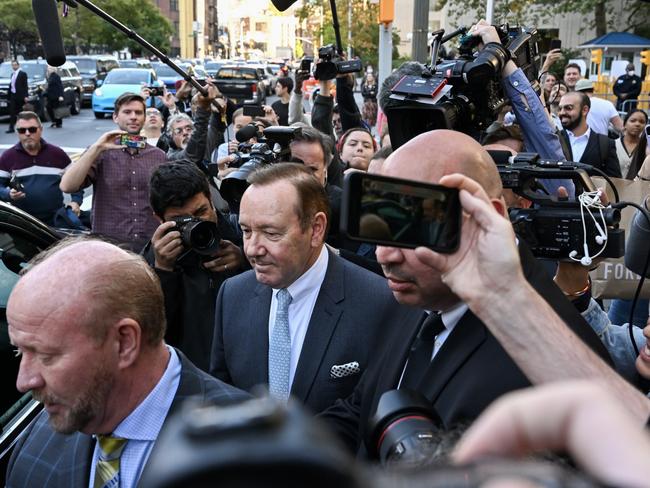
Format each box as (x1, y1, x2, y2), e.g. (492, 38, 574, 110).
(384, 24, 540, 149)
(214, 125, 302, 210)
(171, 216, 221, 256)
(495, 152, 625, 263)
(314, 44, 362, 80)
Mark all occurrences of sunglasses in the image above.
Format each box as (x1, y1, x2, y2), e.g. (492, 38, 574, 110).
(17, 127, 39, 134)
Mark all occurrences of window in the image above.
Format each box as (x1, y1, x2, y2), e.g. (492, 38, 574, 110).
(255, 22, 267, 32)
(170, 0, 178, 11)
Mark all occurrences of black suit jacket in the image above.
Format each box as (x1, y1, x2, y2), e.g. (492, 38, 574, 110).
(10, 70, 28, 102)
(561, 129, 622, 178)
(320, 243, 613, 457)
(209, 249, 418, 414)
(6, 349, 249, 488)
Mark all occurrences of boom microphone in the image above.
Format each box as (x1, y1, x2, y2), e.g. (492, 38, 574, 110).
(32, 0, 66, 66)
(235, 124, 260, 143)
(624, 197, 650, 278)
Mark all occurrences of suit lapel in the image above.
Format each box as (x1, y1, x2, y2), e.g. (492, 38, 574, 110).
(417, 310, 486, 403)
(291, 251, 344, 401)
(248, 282, 273, 386)
(61, 432, 94, 488)
(560, 130, 574, 160)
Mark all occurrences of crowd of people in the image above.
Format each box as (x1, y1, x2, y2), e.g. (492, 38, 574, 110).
(3, 19, 650, 488)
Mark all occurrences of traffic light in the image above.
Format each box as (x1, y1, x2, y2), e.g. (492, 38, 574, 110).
(590, 49, 603, 65)
(641, 50, 650, 66)
(378, 0, 394, 24)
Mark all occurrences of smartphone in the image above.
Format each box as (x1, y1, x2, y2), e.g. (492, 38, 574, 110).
(243, 104, 266, 117)
(300, 57, 313, 72)
(146, 86, 164, 97)
(119, 134, 147, 149)
(550, 39, 562, 50)
(341, 172, 461, 253)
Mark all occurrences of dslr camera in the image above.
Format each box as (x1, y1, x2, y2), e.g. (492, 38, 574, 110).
(171, 216, 221, 256)
(314, 44, 362, 80)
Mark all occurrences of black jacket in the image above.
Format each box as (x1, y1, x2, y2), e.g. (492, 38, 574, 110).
(45, 72, 64, 100)
(560, 129, 622, 178)
(142, 211, 242, 371)
(10, 70, 28, 101)
(320, 242, 613, 457)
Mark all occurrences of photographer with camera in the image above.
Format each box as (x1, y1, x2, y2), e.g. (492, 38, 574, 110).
(144, 161, 245, 371)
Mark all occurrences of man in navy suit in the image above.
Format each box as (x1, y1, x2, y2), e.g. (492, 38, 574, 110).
(209, 163, 418, 414)
(6, 60, 28, 133)
(6, 238, 248, 488)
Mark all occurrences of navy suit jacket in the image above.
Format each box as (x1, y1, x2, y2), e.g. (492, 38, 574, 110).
(209, 249, 419, 414)
(320, 243, 614, 457)
(6, 349, 249, 488)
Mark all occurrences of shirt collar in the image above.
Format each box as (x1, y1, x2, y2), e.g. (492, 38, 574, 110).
(566, 126, 590, 141)
(430, 301, 469, 333)
(109, 346, 181, 441)
(274, 245, 328, 304)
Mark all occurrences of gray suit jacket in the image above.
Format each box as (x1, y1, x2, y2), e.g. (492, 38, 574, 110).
(209, 249, 416, 414)
(6, 349, 249, 488)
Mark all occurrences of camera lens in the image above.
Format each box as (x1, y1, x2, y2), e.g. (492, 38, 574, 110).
(186, 221, 220, 255)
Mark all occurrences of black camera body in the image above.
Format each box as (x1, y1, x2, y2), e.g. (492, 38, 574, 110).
(314, 44, 362, 80)
(171, 216, 220, 256)
(496, 153, 625, 261)
(385, 24, 540, 149)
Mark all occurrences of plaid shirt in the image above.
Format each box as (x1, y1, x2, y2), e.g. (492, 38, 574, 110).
(84, 144, 166, 246)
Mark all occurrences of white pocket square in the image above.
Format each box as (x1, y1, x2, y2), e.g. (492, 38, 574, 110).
(330, 361, 361, 378)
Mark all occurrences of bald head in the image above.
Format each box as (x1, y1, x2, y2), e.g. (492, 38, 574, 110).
(381, 130, 503, 199)
(11, 238, 166, 347)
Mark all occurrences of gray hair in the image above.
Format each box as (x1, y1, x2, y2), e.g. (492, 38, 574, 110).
(166, 112, 193, 136)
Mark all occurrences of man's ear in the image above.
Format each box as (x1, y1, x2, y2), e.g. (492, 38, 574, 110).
(310, 211, 328, 247)
(491, 197, 508, 218)
(110, 318, 142, 370)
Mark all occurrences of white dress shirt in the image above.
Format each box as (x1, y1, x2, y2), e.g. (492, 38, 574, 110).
(398, 302, 469, 388)
(268, 246, 329, 388)
(566, 127, 591, 163)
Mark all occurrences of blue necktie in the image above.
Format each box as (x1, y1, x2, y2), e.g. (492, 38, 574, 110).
(269, 288, 292, 401)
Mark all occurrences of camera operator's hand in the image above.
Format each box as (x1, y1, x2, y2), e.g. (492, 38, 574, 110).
(152, 221, 183, 272)
(227, 140, 239, 154)
(9, 188, 25, 200)
(160, 90, 177, 110)
(195, 83, 219, 110)
(413, 173, 523, 309)
(140, 86, 152, 101)
(68, 201, 81, 217)
(262, 105, 279, 124)
(202, 240, 244, 274)
(469, 19, 517, 77)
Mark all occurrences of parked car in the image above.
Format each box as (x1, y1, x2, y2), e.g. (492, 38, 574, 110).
(68, 55, 120, 107)
(262, 65, 278, 95)
(205, 60, 227, 78)
(0, 60, 83, 119)
(92, 68, 160, 118)
(213, 65, 267, 106)
(119, 58, 153, 70)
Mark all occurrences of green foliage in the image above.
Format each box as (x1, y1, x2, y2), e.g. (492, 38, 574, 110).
(0, 0, 172, 57)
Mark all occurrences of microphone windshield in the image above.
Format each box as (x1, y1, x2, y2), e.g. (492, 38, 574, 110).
(32, 0, 66, 66)
(625, 202, 650, 278)
(270, 0, 300, 11)
(235, 124, 260, 143)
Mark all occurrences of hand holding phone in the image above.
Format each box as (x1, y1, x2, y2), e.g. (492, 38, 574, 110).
(118, 134, 147, 149)
(341, 172, 461, 253)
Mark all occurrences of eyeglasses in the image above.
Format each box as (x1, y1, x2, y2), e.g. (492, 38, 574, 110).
(17, 127, 39, 134)
(173, 125, 193, 135)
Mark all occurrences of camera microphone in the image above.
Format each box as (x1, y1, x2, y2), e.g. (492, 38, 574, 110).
(32, 0, 67, 66)
(270, 0, 300, 11)
(235, 124, 260, 143)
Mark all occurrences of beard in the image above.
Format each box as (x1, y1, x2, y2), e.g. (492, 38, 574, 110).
(33, 363, 115, 435)
(561, 113, 583, 132)
(22, 140, 40, 152)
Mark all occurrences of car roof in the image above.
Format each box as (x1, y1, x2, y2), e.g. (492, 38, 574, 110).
(20, 59, 79, 70)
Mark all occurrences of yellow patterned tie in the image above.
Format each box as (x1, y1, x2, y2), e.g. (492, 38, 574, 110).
(93, 435, 127, 488)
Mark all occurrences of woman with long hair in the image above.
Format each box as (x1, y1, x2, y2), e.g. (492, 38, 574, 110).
(617, 109, 648, 179)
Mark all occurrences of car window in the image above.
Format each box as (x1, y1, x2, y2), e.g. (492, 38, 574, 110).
(21, 64, 47, 81)
(154, 65, 179, 77)
(68, 66, 80, 77)
(105, 69, 149, 84)
(71, 58, 96, 74)
(57, 68, 70, 78)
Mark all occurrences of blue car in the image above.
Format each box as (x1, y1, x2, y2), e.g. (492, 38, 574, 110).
(92, 68, 161, 118)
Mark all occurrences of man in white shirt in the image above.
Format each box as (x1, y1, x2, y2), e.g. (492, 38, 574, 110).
(574, 78, 623, 136)
(558, 91, 621, 177)
(209, 163, 413, 413)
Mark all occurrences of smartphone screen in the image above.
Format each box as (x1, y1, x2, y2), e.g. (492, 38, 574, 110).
(341, 172, 461, 252)
(243, 105, 265, 117)
(550, 39, 562, 50)
(119, 134, 147, 149)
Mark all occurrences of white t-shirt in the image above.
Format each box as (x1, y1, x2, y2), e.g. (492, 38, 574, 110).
(587, 96, 619, 136)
